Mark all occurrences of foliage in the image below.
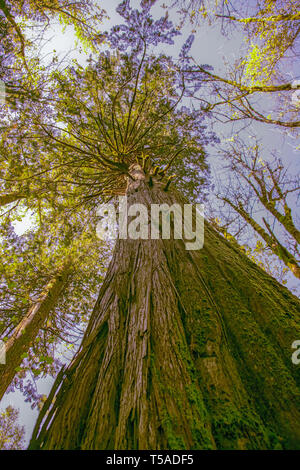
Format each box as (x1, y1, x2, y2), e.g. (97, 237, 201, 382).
(8, 1, 216, 206)
(0, 406, 25, 449)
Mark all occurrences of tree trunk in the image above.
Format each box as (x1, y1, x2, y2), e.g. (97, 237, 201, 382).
(0, 263, 71, 401)
(0, 192, 24, 207)
(29, 170, 300, 450)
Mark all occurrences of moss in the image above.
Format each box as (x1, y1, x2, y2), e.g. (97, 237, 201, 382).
(151, 342, 214, 449)
(169, 221, 300, 449)
(160, 411, 187, 450)
(210, 401, 270, 449)
(184, 383, 215, 449)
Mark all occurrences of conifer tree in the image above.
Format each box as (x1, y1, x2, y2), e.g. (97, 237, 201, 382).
(26, 3, 300, 450)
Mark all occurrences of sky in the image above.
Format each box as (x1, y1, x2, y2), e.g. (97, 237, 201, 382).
(1, 0, 299, 447)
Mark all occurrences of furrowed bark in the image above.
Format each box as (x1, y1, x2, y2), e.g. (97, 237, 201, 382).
(0, 263, 71, 401)
(29, 169, 300, 450)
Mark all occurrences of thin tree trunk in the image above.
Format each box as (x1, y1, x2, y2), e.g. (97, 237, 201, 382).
(223, 197, 300, 279)
(0, 188, 48, 208)
(263, 201, 300, 245)
(0, 192, 24, 207)
(0, 263, 71, 401)
(29, 170, 300, 450)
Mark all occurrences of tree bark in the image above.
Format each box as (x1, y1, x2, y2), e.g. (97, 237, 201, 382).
(29, 171, 300, 450)
(0, 263, 71, 401)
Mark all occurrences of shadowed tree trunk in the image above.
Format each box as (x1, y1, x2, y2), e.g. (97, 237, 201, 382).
(0, 192, 24, 207)
(29, 168, 300, 450)
(0, 189, 47, 208)
(0, 262, 71, 401)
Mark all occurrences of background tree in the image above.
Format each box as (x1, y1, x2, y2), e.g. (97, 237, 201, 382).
(168, 0, 300, 286)
(179, 2, 300, 127)
(0, 0, 106, 67)
(213, 137, 300, 279)
(0, 202, 108, 405)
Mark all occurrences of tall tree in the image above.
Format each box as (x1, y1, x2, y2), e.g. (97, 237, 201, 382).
(27, 3, 300, 450)
(0, 259, 71, 401)
(0, 205, 107, 404)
